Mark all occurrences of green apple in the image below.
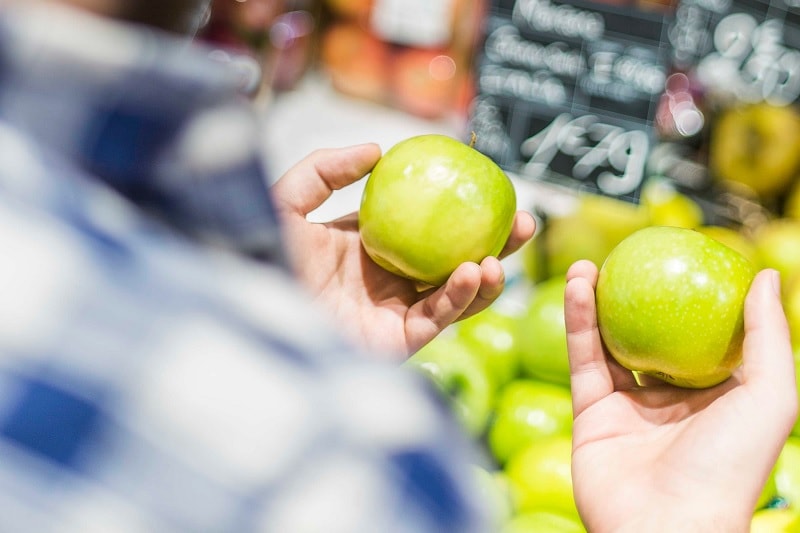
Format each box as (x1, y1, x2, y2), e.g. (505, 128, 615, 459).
(359, 134, 517, 286)
(540, 213, 613, 279)
(517, 276, 570, 387)
(710, 102, 800, 199)
(786, 180, 800, 220)
(575, 193, 650, 249)
(753, 218, 800, 293)
(785, 277, 800, 353)
(501, 510, 586, 533)
(695, 225, 758, 265)
(472, 464, 514, 529)
(487, 379, 573, 465)
(504, 435, 578, 518)
(793, 351, 800, 437)
(776, 436, 800, 507)
(404, 334, 493, 437)
(750, 508, 800, 533)
(596, 226, 756, 388)
(456, 304, 522, 388)
(521, 233, 547, 284)
(641, 178, 704, 229)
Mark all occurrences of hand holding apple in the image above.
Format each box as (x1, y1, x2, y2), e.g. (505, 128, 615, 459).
(596, 226, 756, 388)
(270, 143, 534, 357)
(564, 261, 797, 532)
(359, 134, 520, 287)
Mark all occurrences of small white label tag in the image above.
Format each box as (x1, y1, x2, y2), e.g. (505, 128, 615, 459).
(370, 0, 455, 48)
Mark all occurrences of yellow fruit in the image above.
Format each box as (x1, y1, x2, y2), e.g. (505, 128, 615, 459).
(504, 435, 578, 518)
(753, 218, 800, 292)
(751, 508, 800, 533)
(575, 193, 650, 248)
(695, 225, 758, 265)
(710, 103, 800, 198)
(641, 178, 704, 228)
(785, 180, 800, 219)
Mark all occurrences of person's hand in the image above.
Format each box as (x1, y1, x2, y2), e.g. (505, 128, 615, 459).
(564, 260, 798, 533)
(270, 143, 535, 359)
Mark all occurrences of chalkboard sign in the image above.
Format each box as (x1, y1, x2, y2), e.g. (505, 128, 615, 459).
(469, 0, 674, 202)
(672, 0, 800, 106)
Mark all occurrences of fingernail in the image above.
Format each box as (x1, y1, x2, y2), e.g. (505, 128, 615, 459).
(769, 269, 781, 296)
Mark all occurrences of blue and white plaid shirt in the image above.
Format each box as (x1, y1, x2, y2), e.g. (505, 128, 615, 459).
(0, 4, 489, 531)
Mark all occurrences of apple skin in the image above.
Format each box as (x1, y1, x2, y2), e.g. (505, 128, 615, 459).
(696, 225, 758, 265)
(403, 334, 494, 437)
(783, 276, 800, 352)
(710, 103, 800, 199)
(786, 180, 800, 219)
(501, 510, 586, 533)
(539, 214, 611, 280)
(456, 305, 522, 389)
(359, 134, 516, 286)
(517, 276, 570, 387)
(487, 379, 573, 465)
(750, 508, 800, 533)
(596, 226, 756, 389)
(753, 218, 800, 293)
(504, 435, 579, 518)
(776, 436, 800, 507)
(641, 179, 704, 229)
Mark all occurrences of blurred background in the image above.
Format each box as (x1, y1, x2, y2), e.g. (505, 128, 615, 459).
(193, 0, 800, 344)
(189, 3, 800, 530)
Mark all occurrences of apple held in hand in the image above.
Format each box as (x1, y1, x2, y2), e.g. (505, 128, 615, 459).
(359, 134, 517, 286)
(596, 226, 756, 389)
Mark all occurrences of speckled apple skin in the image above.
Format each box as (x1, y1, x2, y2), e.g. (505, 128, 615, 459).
(595, 226, 756, 389)
(359, 134, 516, 286)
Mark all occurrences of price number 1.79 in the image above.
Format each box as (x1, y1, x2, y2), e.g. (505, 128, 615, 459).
(519, 113, 650, 197)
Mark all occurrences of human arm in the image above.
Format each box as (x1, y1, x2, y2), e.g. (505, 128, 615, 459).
(564, 260, 798, 533)
(270, 143, 536, 360)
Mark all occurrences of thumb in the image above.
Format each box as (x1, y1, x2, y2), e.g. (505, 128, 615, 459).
(271, 143, 382, 218)
(741, 269, 797, 423)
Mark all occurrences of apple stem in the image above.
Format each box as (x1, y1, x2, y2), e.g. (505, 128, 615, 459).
(469, 131, 477, 148)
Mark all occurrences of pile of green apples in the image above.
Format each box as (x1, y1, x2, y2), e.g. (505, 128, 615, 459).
(405, 277, 582, 532)
(404, 184, 800, 532)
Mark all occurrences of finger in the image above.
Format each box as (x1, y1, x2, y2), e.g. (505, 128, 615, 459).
(741, 269, 797, 423)
(270, 143, 382, 217)
(565, 260, 652, 390)
(498, 211, 537, 259)
(458, 256, 506, 320)
(565, 261, 619, 417)
(405, 262, 482, 353)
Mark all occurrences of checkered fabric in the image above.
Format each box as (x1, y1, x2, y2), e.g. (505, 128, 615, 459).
(0, 4, 489, 532)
